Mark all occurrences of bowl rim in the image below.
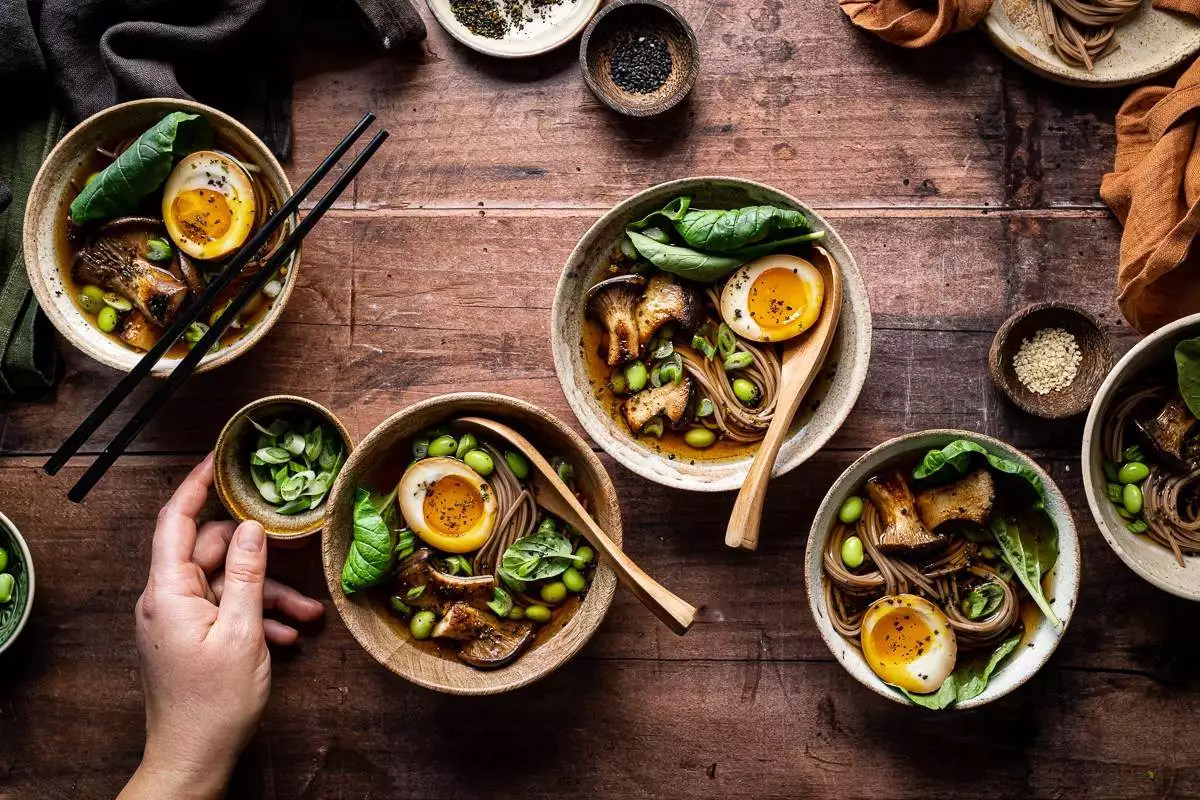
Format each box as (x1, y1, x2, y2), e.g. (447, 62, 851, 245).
(550, 175, 872, 493)
(578, 0, 701, 118)
(320, 392, 621, 694)
(23, 97, 298, 376)
(214, 394, 354, 540)
(1081, 311, 1200, 600)
(425, 0, 602, 59)
(804, 428, 1081, 709)
(0, 511, 35, 657)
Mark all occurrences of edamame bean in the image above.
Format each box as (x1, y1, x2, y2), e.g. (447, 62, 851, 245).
(412, 437, 430, 459)
(540, 581, 568, 604)
(455, 433, 478, 460)
(1123, 483, 1144, 515)
(840, 535, 864, 569)
(464, 449, 494, 476)
(609, 372, 628, 394)
(97, 305, 119, 332)
(78, 285, 105, 314)
(538, 517, 559, 535)
(732, 378, 760, 405)
(624, 360, 648, 392)
(508, 606, 525, 620)
(562, 567, 586, 593)
(1118, 462, 1150, 484)
(684, 427, 716, 448)
(410, 610, 436, 640)
(838, 496, 864, 525)
(0, 547, 7, 572)
(427, 434, 458, 457)
(505, 451, 531, 480)
(551, 456, 575, 482)
(574, 545, 595, 566)
(0, 573, 13, 604)
(524, 605, 552, 623)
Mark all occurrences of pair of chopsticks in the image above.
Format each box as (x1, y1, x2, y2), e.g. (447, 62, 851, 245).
(44, 112, 389, 502)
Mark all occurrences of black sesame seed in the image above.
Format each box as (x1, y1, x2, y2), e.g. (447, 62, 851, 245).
(609, 34, 673, 94)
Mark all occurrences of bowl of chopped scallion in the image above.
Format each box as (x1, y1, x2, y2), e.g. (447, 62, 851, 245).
(0, 511, 34, 657)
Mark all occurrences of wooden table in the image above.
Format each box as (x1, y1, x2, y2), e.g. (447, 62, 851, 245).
(3, 3, 1199, 798)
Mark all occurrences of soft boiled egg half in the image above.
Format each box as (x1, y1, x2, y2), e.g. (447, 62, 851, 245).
(860, 594, 957, 694)
(398, 457, 497, 554)
(162, 151, 257, 261)
(719, 254, 824, 342)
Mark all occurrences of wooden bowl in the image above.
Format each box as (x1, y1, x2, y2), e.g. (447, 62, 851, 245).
(580, 0, 699, 117)
(1082, 312, 1200, 600)
(988, 302, 1112, 419)
(805, 430, 1081, 709)
(0, 511, 35, 657)
(214, 395, 353, 542)
(551, 176, 873, 493)
(321, 393, 621, 695)
(23, 98, 298, 376)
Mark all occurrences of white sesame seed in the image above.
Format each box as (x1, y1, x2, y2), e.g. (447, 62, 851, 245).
(1012, 327, 1081, 395)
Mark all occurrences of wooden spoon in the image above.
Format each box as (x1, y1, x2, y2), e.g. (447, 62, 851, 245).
(454, 416, 697, 635)
(724, 247, 843, 551)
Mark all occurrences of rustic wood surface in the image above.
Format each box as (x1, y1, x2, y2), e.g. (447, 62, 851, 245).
(2, 0, 1198, 797)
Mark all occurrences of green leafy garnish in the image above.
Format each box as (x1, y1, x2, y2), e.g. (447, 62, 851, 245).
(340, 488, 398, 595)
(248, 415, 343, 513)
(902, 635, 1021, 710)
(961, 581, 1004, 620)
(912, 439, 1045, 504)
(1175, 337, 1200, 419)
(990, 515, 1061, 629)
(626, 230, 824, 283)
(630, 196, 813, 251)
(498, 530, 583, 587)
(488, 586, 513, 618)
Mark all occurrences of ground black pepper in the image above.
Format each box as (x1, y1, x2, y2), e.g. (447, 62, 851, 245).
(609, 34, 673, 94)
(451, 0, 577, 39)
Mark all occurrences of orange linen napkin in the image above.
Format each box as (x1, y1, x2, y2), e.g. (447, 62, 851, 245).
(1153, 0, 1200, 16)
(838, 0, 991, 47)
(1100, 58, 1200, 334)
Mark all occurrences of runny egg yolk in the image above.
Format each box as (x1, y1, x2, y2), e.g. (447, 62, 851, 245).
(422, 474, 485, 538)
(747, 267, 812, 337)
(719, 254, 825, 343)
(860, 594, 957, 694)
(172, 188, 234, 244)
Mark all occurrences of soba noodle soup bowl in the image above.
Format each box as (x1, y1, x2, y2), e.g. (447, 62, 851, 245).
(1083, 312, 1200, 600)
(322, 393, 621, 695)
(552, 177, 872, 493)
(24, 98, 298, 376)
(805, 430, 1080, 709)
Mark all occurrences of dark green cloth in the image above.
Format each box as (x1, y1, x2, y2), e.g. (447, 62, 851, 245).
(0, 112, 62, 397)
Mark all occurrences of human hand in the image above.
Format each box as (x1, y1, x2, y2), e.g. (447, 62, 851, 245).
(119, 454, 324, 800)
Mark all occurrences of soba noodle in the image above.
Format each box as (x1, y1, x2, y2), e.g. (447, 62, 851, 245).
(472, 443, 538, 578)
(1035, 0, 1140, 70)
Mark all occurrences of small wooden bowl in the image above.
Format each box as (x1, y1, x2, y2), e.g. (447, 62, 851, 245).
(988, 302, 1112, 419)
(214, 395, 353, 541)
(580, 0, 699, 118)
(321, 393, 621, 695)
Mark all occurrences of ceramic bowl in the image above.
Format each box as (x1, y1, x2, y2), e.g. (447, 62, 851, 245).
(551, 176, 872, 492)
(1082, 312, 1200, 600)
(426, 0, 601, 58)
(322, 393, 621, 695)
(24, 98, 298, 376)
(805, 430, 1080, 709)
(214, 395, 353, 541)
(0, 511, 35, 657)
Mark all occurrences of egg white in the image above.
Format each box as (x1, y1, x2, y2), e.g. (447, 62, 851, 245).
(398, 457, 497, 554)
(719, 254, 824, 343)
(860, 593, 957, 694)
(162, 150, 257, 260)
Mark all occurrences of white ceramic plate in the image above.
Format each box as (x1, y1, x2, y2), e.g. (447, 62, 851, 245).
(805, 430, 1080, 709)
(426, 0, 601, 58)
(986, 0, 1200, 87)
(1082, 312, 1200, 600)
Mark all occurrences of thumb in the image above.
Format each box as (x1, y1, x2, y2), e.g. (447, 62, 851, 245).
(216, 521, 267, 636)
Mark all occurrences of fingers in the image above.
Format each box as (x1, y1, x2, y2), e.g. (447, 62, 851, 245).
(151, 453, 214, 576)
(215, 521, 267, 635)
(263, 619, 300, 646)
(211, 575, 325, 623)
(192, 520, 238, 573)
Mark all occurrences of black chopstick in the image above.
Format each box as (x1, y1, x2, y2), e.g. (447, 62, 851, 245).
(66, 128, 390, 503)
(43, 112, 378, 477)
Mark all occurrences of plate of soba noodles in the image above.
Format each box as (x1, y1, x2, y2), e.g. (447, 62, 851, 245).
(23, 99, 297, 375)
(1084, 313, 1200, 600)
(551, 177, 872, 492)
(985, 0, 1200, 87)
(806, 430, 1080, 709)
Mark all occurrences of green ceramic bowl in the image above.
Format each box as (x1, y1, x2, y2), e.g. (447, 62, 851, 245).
(0, 511, 34, 656)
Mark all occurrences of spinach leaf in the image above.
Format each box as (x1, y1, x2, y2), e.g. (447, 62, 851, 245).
(990, 515, 1061, 628)
(1175, 337, 1200, 419)
(912, 439, 1045, 504)
(69, 111, 212, 223)
(629, 196, 812, 251)
(626, 230, 825, 283)
(902, 634, 1021, 709)
(628, 196, 692, 230)
(498, 530, 582, 586)
(961, 581, 1004, 620)
(340, 488, 398, 594)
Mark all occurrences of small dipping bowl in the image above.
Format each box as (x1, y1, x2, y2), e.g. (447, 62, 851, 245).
(214, 395, 353, 542)
(989, 302, 1112, 419)
(0, 511, 35, 657)
(580, 0, 699, 117)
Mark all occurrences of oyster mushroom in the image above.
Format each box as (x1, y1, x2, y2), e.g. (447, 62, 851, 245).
(432, 602, 535, 669)
(1137, 395, 1200, 470)
(914, 468, 995, 530)
(865, 469, 943, 552)
(634, 273, 704, 348)
(622, 375, 693, 432)
(586, 274, 645, 366)
(73, 216, 189, 327)
(396, 549, 495, 612)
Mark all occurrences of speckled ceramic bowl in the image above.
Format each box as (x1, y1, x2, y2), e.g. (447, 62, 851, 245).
(805, 430, 1080, 709)
(214, 395, 353, 541)
(0, 511, 35, 657)
(24, 98, 298, 375)
(1082, 313, 1200, 600)
(551, 176, 872, 493)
